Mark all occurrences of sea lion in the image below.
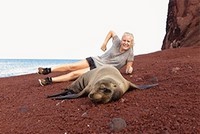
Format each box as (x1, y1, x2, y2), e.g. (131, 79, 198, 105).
(47, 65, 158, 103)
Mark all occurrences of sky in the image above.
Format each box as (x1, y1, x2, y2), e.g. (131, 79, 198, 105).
(0, 0, 169, 59)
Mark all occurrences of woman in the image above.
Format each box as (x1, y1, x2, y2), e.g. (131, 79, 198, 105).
(38, 30, 134, 86)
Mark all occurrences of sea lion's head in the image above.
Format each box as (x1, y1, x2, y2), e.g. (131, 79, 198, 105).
(88, 78, 124, 103)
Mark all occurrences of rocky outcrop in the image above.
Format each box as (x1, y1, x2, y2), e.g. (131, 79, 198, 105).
(162, 0, 200, 50)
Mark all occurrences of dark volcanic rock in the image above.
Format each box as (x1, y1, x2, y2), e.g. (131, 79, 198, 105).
(162, 0, 200, 49)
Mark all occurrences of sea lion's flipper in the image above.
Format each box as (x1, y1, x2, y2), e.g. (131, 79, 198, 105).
(48, 89, 87, 100)
(47, 89, 75, 98)
(129, 82, 158, 90)
(136, 83, 158, 89)
(50, 93, 82, 100)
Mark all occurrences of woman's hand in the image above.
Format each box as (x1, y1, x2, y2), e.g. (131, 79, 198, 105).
(101, 44, 107, 51)
(126, 66, 133, 74)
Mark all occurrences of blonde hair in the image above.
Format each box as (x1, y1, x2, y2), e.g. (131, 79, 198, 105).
(122, 32, 134, 47)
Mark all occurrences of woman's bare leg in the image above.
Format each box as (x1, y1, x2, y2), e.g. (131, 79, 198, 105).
(52, 67, 90, 82)
(38, 59, 92, 86)
(51, 59, 89, 72)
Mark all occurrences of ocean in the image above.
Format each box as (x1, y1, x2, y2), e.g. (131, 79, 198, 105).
(0, 59, 80, 78)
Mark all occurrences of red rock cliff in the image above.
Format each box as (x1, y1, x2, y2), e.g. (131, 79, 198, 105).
(162, 0, 200, 49)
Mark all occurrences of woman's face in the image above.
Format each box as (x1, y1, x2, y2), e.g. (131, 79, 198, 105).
(120, 35, 132, 51)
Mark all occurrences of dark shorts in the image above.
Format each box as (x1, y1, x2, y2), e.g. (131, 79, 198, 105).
(86, 57, 96, 70)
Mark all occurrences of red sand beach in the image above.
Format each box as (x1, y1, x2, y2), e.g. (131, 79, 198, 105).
(0, 46, 199, 133)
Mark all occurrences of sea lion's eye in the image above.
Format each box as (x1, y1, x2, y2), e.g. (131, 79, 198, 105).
(102, 88, 111, 93)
